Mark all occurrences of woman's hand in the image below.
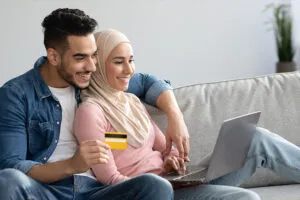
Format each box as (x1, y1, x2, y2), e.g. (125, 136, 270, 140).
(70, 140, 110, 174)
(163, 155, 186, 174)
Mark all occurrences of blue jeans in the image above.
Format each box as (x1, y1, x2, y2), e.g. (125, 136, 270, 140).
(1, 127, 300, 200)
(174, 127, 300, 200)
(0, 170, 173, 200)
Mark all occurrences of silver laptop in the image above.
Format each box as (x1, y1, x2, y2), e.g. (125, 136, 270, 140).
(163, 111, 261, 184)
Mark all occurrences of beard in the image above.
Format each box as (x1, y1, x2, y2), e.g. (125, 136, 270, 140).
(56, 62, 91, 89)
(56, 63, 79, 88)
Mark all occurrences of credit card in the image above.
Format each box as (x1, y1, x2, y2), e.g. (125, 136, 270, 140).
(104, 132, 127, 150)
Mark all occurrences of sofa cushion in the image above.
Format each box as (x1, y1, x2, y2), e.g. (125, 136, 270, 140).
(250, 184, 300, 200)
(146, 71, 300, 188)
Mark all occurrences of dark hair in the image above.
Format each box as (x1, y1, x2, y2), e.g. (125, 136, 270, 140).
(42, 8, 98, 50)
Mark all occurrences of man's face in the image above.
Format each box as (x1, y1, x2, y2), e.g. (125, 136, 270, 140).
(105, 42, 135, 91)
(57, 34, 97, 89)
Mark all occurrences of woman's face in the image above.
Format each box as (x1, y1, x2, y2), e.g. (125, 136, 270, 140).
(105, 42, 135, 91)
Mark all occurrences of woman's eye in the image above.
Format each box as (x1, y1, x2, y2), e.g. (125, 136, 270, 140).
(129, 59, 135, 63)
(114, 61, 122, 65)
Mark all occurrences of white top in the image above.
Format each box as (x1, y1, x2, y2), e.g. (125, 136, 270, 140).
(48, 86, 78, 163)
(47, 86, 95, 179)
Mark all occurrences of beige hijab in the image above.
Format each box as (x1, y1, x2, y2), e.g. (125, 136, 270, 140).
(81, 29, 150, 147)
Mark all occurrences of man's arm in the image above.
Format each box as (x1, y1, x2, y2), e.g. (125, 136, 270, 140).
(0, 84, 109, 183)
(27, 140, 109, 183)
(127, 73, 190, 160)
(126, 72, 172, 105)
(156, 90, 190, 160)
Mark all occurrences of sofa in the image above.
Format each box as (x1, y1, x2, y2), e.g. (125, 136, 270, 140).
(146, 71, 300, 200)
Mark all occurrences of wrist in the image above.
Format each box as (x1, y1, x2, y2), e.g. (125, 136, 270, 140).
(165, 106, 184, 120)
(64, 158, 78, 175)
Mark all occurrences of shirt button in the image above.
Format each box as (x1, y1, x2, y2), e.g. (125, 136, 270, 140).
(56, 121, 60, 125)
(43, 157, 47, 160)
(56, 104, 60, 108)
(55, 140, 58, 143)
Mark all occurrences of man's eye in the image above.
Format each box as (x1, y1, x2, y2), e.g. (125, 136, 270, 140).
(75, 57, 84, 60)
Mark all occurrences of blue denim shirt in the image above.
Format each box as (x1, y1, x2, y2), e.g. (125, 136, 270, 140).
(0, 56, 172, 173)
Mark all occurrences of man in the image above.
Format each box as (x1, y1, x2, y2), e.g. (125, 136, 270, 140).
(0, 8, 189, 199)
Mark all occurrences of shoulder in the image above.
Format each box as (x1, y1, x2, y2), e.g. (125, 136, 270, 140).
(76, 101, 107, 123)
(1, 69, 35, 98)
(74, 101, 110, 138)
(0, 70, 34, 103)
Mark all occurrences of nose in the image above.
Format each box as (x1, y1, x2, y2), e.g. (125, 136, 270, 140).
(124, 61, 134, 74)
(86, 56, 97, 72)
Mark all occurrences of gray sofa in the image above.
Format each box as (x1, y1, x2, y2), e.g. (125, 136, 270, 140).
(146, 71, 300, 200)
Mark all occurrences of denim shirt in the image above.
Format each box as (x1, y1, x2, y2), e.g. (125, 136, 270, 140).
(0, 56, 172, 173)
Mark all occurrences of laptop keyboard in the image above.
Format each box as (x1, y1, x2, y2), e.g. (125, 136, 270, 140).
(177, 169, 207, 182)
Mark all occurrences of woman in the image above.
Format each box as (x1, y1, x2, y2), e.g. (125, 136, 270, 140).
(75, 29, 300, 200)
(75, 29, 182, 184)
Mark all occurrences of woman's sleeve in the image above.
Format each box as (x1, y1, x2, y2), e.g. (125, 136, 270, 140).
(74, 102, 129, 184)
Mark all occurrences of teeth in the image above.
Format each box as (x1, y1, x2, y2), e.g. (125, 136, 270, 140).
(78, 73, 91, 81)
(80, 73, 90, 77)
(119, 77, 129, 80)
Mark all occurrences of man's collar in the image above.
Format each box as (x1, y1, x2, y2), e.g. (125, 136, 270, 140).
(32, 56, 81, 102)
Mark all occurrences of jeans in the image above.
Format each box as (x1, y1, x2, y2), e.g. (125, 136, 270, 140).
(1, 127, 300, 200)
(174, 127, 300, 200)
(0, 170, 173, 200)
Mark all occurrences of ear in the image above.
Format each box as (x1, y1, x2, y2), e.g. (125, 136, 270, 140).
(47, 48, 61, 66)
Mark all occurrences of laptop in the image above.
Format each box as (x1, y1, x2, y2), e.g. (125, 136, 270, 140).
(162, 111, 261, 185)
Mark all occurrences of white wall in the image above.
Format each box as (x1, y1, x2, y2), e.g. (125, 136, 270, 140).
(0, 0, 297, 88)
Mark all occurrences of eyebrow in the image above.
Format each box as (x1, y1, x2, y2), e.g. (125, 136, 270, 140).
(113, 56, 125, 60)
(73, 50, 98, 57)
(113, 55, 133, 60)
(73, 53, 88, 57)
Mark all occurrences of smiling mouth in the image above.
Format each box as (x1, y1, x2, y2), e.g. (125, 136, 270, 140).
(78, 72, 92, 81)
(118, 77, 130, 81)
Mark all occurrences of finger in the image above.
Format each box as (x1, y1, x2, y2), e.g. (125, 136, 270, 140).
(170, 157, 179, 170)
(184, 156, 191, 162)
(87, 145, 109, 154)
(165, 135, 172, 155)
(89, 157, 109, 165)
(81, 140, 110, 149)
(176, 138, 184, 159)
(177, 157, 185, 171)
(87, 152, 110, 160)
(183, 137, 190, 158)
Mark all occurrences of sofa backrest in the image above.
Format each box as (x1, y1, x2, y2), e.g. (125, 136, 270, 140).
(146, 71, 300, 188)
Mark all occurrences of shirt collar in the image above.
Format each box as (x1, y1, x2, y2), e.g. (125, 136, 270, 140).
(32, 56, 81, 102)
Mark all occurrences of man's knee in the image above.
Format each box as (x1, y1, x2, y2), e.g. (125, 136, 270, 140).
(0, 168, 29, 183)
(239, 189, 261, 200)
(0, 168, 32, 195)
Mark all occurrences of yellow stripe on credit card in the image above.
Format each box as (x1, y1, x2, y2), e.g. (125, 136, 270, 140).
(104, 132, 127, 150)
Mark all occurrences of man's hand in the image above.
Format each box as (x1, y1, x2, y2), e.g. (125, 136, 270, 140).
(70, 140, 110, 174)
(27, 140, 110, 183)
(156, 90, 190, 161)
(165, 115, 190, 161)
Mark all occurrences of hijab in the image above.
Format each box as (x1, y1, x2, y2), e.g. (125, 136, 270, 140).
(81, 29, 150, 147)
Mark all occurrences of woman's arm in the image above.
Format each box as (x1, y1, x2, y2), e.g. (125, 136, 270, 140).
(74, 102, 129, 184)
